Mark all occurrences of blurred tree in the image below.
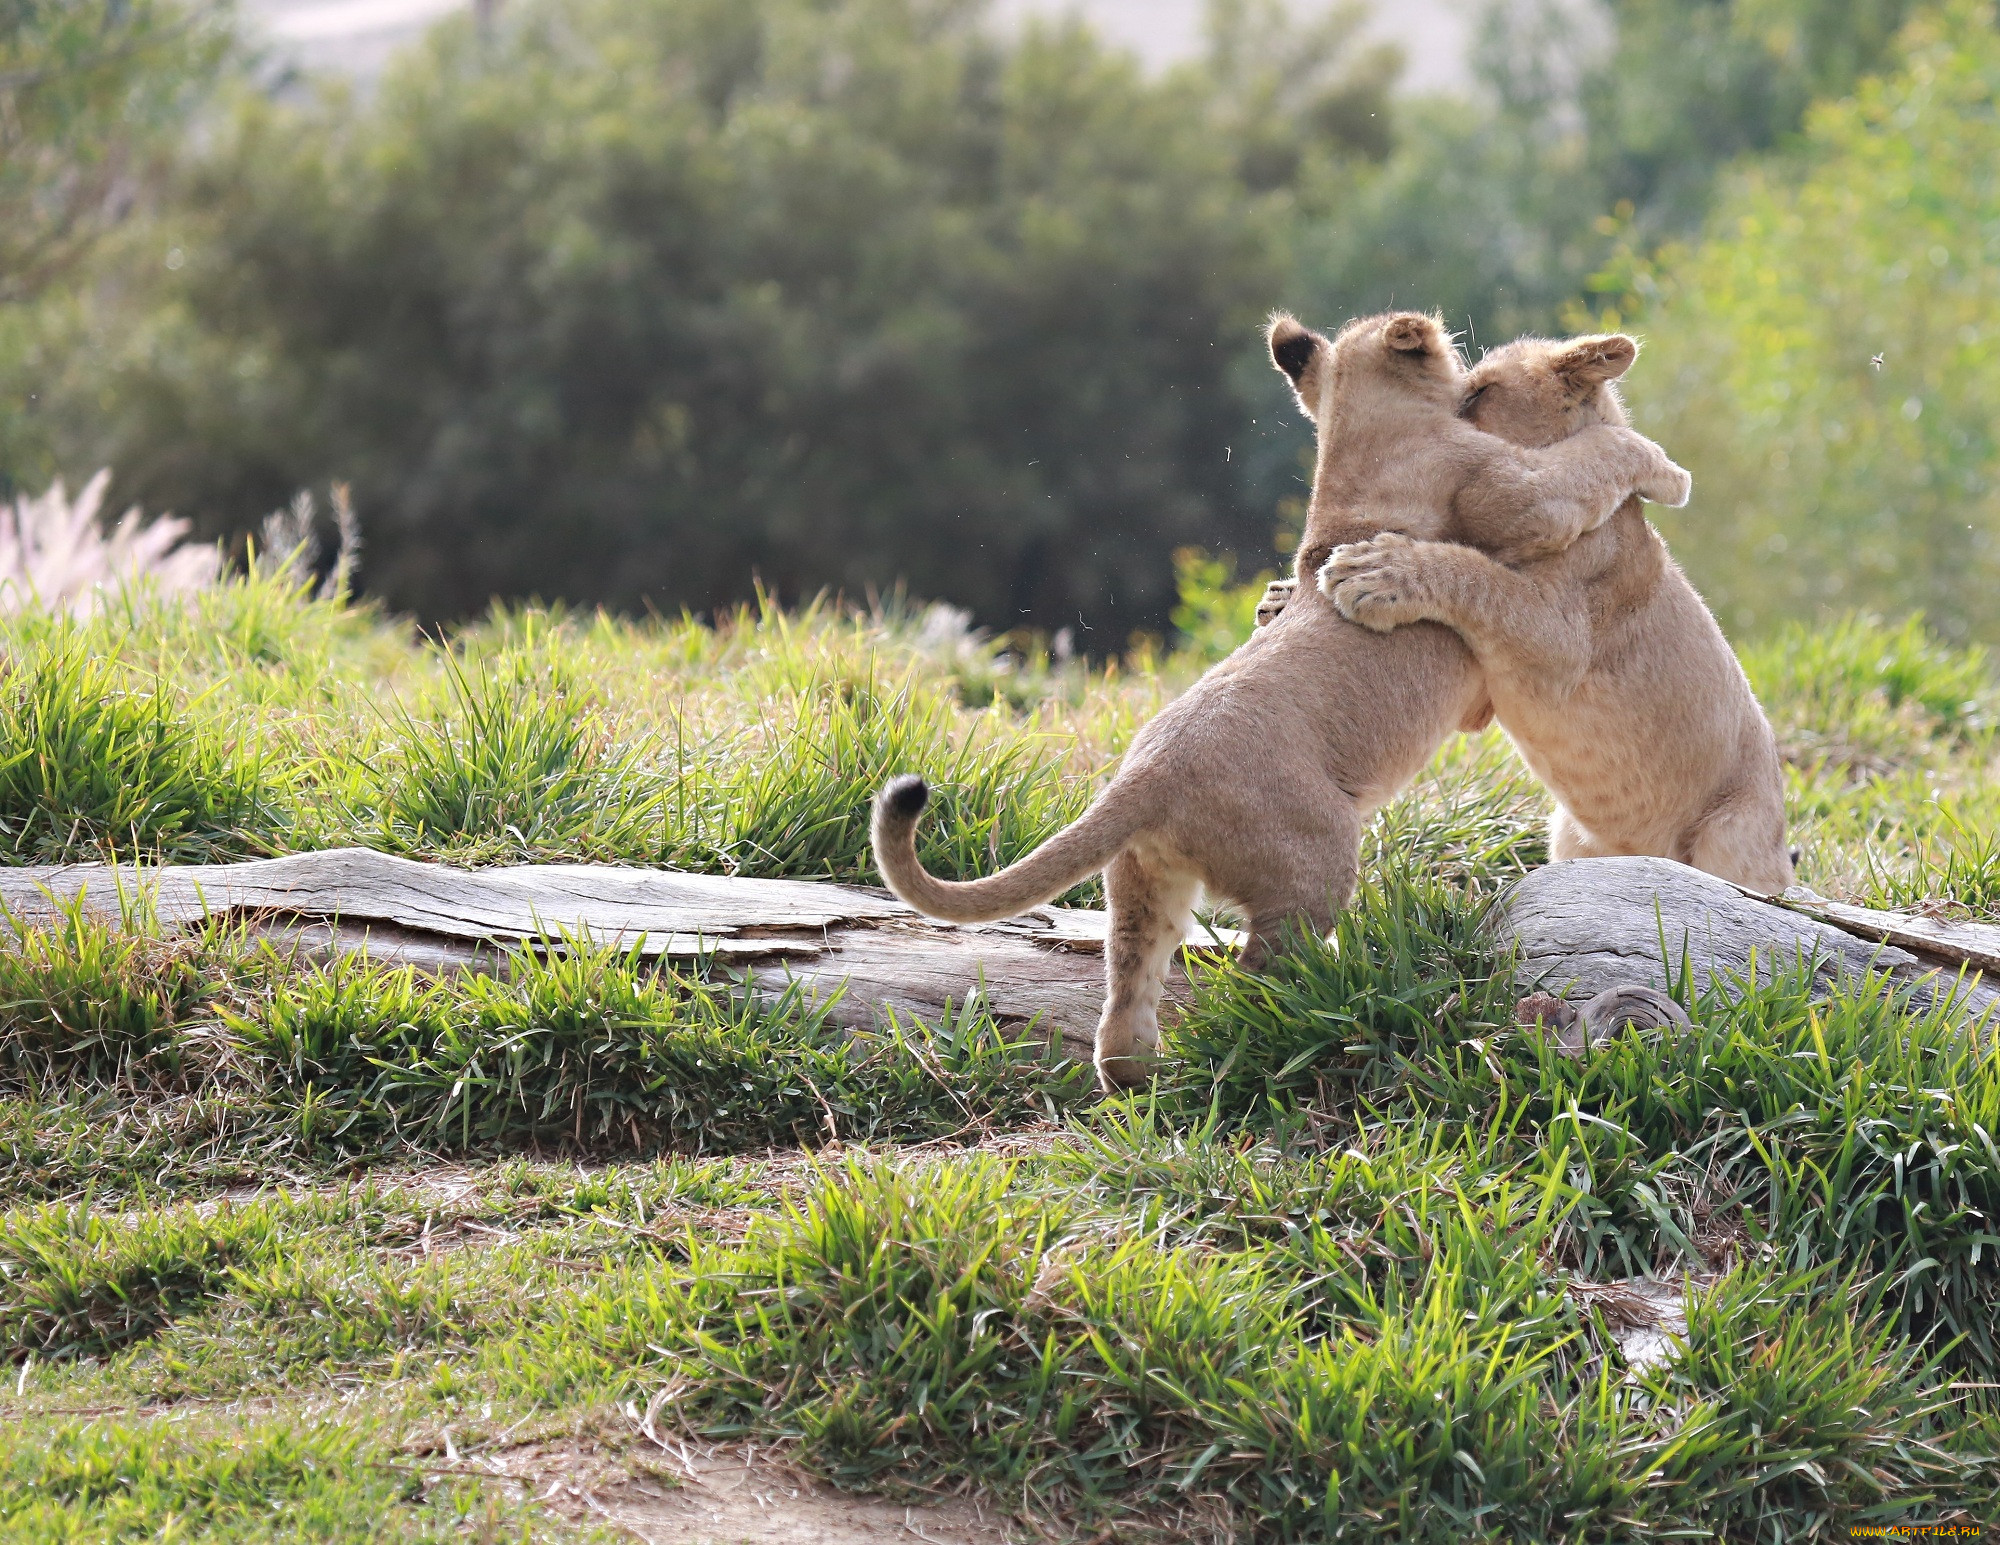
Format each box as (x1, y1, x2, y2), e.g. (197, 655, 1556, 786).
(1293, 0, 1917, 344)
(16, 0, 1950, 636)
(53, 0, 1395, 640)
(1631, 1, 2000, 642)
(1201, 0, 1402, 185)
(0, 0, 232, 304)
(0, 1, 233, 489)
(1580, 0, 1915, 241)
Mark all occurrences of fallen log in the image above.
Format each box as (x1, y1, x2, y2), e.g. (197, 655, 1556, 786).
(1774, 890, 2000, 978)
(0, 847, 1246, 1054)
(1, 849, 1992, 1057)
(1488, 855, 2000, 1023)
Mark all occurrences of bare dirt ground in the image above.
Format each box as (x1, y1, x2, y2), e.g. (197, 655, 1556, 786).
(588, 1453, 1029, 1545)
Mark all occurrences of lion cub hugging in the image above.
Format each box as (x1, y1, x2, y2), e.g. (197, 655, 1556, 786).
(874, 310, 1691, 1090)
(1309, 333, 1793, 893)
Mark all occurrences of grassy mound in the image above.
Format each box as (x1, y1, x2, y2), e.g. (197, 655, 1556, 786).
(3, 573, 1997, 1540)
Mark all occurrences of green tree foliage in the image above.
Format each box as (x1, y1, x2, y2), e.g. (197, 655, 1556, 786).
(1580, 0, 1914, 240)
(1300, 0, 1917, 343)
(0, 0, 230, 304)
(58, 0, 1403, 638)
(3, 0, 1974, 637)
(1201, 0, 1403, 183)
(1632, 1, 2000, 641)
(0, 1, 232, 488)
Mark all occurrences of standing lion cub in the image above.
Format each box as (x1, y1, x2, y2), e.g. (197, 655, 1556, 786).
(873, 311, 1690, 1089)
(1269, 333, 1792, 892)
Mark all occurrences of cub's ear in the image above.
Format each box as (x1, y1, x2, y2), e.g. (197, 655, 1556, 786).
(1383, 312, 1445, 355)
(1268, 313, 1319, 382)
(1269, 313, 1328, 418)
(1554, 333, 1638, 386)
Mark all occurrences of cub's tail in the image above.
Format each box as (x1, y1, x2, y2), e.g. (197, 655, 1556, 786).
(870, 775, 1139, 922)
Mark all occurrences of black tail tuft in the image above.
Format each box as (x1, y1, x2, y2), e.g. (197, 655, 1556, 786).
(881, 775, 929, 820)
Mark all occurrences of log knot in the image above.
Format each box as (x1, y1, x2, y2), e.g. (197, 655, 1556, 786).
(1516, 984, 1690, 1057)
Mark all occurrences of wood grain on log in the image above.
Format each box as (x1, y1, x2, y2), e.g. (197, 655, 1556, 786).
(6, 849, 1994, 1055)
(0, 848, 1238, 1054)
(1774, 892, 2000, 977)
(1489, 855, 2000, 1020)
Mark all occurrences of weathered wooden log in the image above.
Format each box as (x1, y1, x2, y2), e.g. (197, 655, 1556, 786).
(1774, 890, 2000, 978)
(0, 848, 1247, 1054)
(1489, 855, 2000, 1022)
(4, 849, 1993, 1056)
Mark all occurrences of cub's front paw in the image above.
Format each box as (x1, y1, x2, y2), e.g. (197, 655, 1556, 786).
(1317, 534, 1427, 631)
(1639, 458, 1692, 508)
(1254, 577, 1296, 628)
(1315, 532, 1415, 593)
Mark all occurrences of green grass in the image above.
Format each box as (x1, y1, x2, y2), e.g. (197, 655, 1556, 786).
(363, 649, 664, 861)
(0, 899, 213, 1087)
(0, 908, 1088, 1167)
(222, 937, 1087, 1154)
(0, 638, 277, 864)
(2, 573, 1999, 1540)
(0, 1199, 277, 1362)
(687, 666, 1100, 902)
(0, 1417, 521, 1543)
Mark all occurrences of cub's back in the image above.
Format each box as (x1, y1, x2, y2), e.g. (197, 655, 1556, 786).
(1131, 587, 1485, 819)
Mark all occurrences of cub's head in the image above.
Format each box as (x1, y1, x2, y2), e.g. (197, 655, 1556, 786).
(1269, 310, 1465, 424)
(1460, 333, 1637, 447)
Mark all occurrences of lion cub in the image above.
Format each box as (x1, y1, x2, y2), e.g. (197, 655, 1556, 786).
(1318, 334, 1793, 892)
(872, 311, 1690, 1090)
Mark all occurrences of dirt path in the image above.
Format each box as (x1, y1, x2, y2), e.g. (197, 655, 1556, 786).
(594, 1454, 1028, 1544)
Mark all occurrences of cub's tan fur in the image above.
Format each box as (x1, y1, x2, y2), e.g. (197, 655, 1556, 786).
(873, 311, 1689, 1090)
(1317, 334, 1793, 892)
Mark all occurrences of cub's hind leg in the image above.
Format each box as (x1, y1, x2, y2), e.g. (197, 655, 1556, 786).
(1240, 896, 1339, 975)
(1230, 800, 1363, 972)
(1685, 789, 1794, 895)
(1096, 850, 1201, 1090)
(1550, 804, 1624, 863)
